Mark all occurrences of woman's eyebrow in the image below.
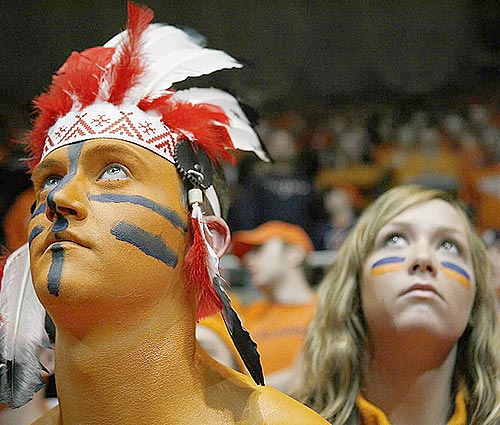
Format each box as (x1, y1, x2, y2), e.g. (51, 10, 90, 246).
(434, 226, 464, 235)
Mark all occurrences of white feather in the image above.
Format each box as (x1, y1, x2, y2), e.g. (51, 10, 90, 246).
(135, 48, 240, 102)
(104, 24, 197, 51)
(0, 243, 48, 407)
(101, 23, 241, 104)
(172, 88, 270, 162)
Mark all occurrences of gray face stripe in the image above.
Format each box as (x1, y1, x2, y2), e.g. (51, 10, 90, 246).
(110, 221, 178, 268)
(28, 225, 44, 246)
(47, 142, 85, 233)
(89, 194, 187, 232)
(47, 244, 65, 296)
(31, 203, 46, 219)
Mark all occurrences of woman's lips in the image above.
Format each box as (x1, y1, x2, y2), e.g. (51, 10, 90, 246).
(401, 283, 443, 300)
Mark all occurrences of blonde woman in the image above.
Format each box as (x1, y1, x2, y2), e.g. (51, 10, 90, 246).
(295, 185, 500, 424)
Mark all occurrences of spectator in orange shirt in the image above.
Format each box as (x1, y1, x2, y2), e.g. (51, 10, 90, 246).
(232, 221, 317, 393)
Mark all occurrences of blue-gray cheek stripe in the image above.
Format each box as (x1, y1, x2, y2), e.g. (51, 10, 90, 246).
(31, 203, 46, 219)
(47, 244, 64, 296)
(111, 221, 178, 268)
(47, 142, 85, 233)
(28, 225, 44, 246)
(89, 194, 187, 232)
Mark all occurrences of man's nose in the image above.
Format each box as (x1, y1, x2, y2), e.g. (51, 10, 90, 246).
(45, 176, 87, 223)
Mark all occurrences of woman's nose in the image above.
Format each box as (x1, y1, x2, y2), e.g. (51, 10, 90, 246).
(407, 241, 437, 276)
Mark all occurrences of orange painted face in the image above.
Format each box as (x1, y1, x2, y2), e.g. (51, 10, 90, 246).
(29, 139, 189, 315)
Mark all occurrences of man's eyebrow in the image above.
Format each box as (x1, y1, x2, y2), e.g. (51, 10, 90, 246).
(81, 142, 145, 164)
(31, 159, 62, 182)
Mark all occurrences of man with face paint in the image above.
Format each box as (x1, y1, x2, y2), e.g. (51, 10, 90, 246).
(0, 3, 328, 424)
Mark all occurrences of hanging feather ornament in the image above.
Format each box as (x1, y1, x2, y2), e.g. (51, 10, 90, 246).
(189, 193, 264, 385)
(176, 140, 264, 385)
(0, 244, 49, 408)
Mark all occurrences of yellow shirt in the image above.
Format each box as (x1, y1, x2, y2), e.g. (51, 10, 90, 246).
(356, 390, 466, 425)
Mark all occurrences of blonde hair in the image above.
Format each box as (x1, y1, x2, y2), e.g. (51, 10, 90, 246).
(295, 185, 500, 424)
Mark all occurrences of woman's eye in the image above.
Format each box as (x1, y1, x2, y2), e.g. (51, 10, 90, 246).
(384, 233, 406, 247)
(42, 176, 62, 191)
(440, 239, 460, 255)
(99, 164, 129, 181)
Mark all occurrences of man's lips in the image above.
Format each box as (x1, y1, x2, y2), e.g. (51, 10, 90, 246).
(42, 232, 90, 253)
(400, 283, 444, 300)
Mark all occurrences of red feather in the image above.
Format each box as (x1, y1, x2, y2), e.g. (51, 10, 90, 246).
(0, 249, 9, 294)
(27, 47, 114, 170)
(107, 2, 153, 104)
(184, 216, 223, 320)
(141, 97, 236, 165)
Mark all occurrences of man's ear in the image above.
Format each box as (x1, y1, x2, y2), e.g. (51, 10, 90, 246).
(203, 216, 231, 258)
(285, 245, 307, 267)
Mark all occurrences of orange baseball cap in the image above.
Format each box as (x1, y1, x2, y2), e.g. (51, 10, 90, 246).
(231, 221, 314, 259)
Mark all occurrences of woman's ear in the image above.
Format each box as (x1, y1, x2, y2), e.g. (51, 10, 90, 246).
(203, 216, 231, 258)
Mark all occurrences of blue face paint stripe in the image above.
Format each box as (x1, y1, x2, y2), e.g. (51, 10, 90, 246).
(89, 194, 187, 232)
(47, 244, 64, 296)
(371, 256, 405, 269)
(31, 203, 46, 219)
(111, 221, 178, 268)
(28, 225, 44, 246)
(441, 261, 470, 281)
(47, 142, 85, 233)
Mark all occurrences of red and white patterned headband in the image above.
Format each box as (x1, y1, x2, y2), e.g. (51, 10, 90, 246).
(43, 103, 180, 162)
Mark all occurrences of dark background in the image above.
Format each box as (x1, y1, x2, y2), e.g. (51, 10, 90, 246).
(1, 0, 498, 113)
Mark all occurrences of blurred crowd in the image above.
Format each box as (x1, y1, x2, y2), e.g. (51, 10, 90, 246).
(226, 95, 499, 252)
(0, 93, 499, 416)
(1, 95, 499, 259)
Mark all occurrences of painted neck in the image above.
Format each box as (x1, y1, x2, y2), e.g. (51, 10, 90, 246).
(52, 286, 208, 424)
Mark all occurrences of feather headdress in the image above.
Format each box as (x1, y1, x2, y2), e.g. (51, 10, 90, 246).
(27, 2, 268, 169)
(0, 1, 268, 406)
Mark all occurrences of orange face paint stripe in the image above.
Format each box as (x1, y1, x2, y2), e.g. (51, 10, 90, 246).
(441, 262, 471, 288)
(371, 257, 405, 276)
(371, 263, 405, 275)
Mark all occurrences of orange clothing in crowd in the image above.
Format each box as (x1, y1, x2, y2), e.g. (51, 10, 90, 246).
(242, 295, 317, 374)
(356, 390, 466, 425)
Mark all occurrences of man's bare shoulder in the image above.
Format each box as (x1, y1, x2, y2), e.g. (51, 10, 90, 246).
(199, 350, 328, 424)
(31, 354, 329, 425)
(254, 384, 329, 424)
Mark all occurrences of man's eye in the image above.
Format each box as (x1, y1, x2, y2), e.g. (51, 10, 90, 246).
(42, 176, 62, 191)
(385, 233, 406, 247)
(99, 164, 129, 181)
(440, 239, 460, 255)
